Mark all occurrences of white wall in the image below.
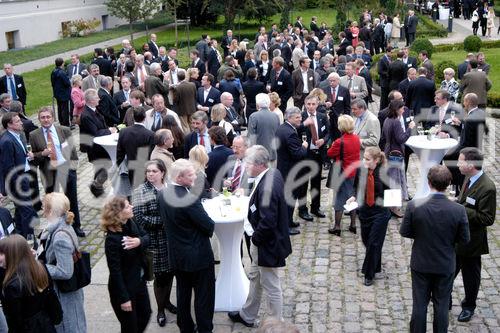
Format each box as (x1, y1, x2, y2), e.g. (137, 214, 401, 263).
(0, 0, 125, 51)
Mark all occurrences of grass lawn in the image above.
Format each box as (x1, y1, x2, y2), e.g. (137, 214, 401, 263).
(432, 48, 500, 94)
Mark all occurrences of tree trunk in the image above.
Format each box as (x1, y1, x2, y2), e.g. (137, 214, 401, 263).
(174, 10, 178, 48)
(129, 21, 134, 42)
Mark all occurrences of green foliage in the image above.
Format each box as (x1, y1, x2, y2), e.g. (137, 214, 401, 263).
(416, 14, 448, 38)
(411, 38, 435, 58)
(435, 60, 457, 84)
(463, 35, 482, 52)
(61, 18, 101, 38)
(434, 39, 500, 52)
(242, 0, 283, 23)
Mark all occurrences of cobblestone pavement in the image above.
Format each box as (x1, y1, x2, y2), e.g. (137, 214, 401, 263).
(5, 114, 498, 332)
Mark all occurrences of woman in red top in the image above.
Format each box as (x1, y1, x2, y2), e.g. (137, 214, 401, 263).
(350, 21, 360, 48)
(70, 74, 85, 125)
(327, 115, 361, 236)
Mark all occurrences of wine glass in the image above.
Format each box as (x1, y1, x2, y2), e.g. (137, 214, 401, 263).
(450, 110, 456, 120)
(26, 144, 32, 153)
(302, 134, 307, 142)
(417, 125, 424, 136)
(26, 234, 35, 249)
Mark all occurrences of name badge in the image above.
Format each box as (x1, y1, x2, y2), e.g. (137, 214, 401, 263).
(478, 69, 483, 72)
(406, 117, 412, 122)
(466, 197, 476, 206)
(17, 84, 22, 88)
(321, 125, 326, 131)
(445, 118, 452, 124)
(338, 96, 344, 101)
(250, 204, 257, 213)
(61, 141, 69, 149)
(277, 81, 283, 86)
(407, 64, 412, 67)
(7, 224, 14, 234)
(309, 77, 313, 81)
(354, 86, 359, 90)
(208, 98, 214, 103)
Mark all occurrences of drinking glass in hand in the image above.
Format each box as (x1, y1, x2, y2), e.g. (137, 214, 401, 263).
(302, 134, 307, 142)
(26, 234, 35, 249)
(417, 125, 424, 136)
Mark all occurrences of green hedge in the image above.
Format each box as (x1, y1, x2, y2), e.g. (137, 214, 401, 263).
(434, 39, 500, 52)
(416, 14, 448, 38)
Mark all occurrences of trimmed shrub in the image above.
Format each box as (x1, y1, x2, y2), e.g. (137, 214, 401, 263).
(463, 35, 482, 52)
(435, 60, 457, 84)
(411, 38, 435, 58)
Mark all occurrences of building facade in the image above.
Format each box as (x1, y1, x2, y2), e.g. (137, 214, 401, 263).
(0, 0, 125, 52)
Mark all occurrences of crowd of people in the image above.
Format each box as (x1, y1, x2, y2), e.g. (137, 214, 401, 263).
(0, 5, 497, 333)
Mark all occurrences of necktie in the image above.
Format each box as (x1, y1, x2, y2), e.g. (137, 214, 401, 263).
(124, 90, 129, 102)
(366, 169, 375, 206)
(231, 161, 242, 191)
(199, 132, 205, 146)
(275, 71, 280, 80)
(348, 78, 353, 90)
(309, 114, 318, 144)
(9, 77, 17, 100)
(439, 108, 446, 124)
(462, 179, 470, 194)
(153, 113, 161, 131)
(73, 64, 78, 76)
(331, 88, 336, 103)
(94, 77, 98, 89)
(46, 129, 57, 165)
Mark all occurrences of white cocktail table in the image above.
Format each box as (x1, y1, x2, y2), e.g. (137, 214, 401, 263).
(405, 135, 458, 198)
(202, 195, 250, 311)
(93, 132, 119, 166)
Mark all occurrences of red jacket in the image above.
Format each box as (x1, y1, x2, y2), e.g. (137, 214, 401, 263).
(327, 133, 361, 178)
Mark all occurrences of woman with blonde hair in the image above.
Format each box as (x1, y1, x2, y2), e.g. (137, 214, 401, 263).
(235, 41, 248, 66)
(268, 92, 283, 124)
(70, 74, 84, 125)
(350, 21, 359, 47)
(41, 192, 87, 333)
(350, 146, 391, 286)
(186, 67, 200, 89)
(256, 50, 271, 84)
(308, 88, 328, 114)
(0, 234, 62, 332)
(188, 145, 215, 199)
(211, 103, 235, 145)
(102, 196, 151, 332)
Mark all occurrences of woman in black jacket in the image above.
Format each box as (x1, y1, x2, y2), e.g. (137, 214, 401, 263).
(350, 147, 391, 287)
(102, 196, 152, 333)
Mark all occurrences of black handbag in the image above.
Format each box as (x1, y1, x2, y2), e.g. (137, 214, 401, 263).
(51, 229, 91, 293)
(326, 137, 344, 189)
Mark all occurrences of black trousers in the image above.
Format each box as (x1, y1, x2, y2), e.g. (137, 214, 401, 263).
(359, 207, 391, 279)
(297, 150, 323, 213)
(455, 255, 482, 311)
(410, 269, 454, 333)
(379, 86, 390, 111)
(175, 266, 215, 333)
(9, 176, 37, 237)
(408, 33, 416, 45)
(44, 168, 81, 229)
(110, 280, 152, 333)
(56, 99, 71, 127)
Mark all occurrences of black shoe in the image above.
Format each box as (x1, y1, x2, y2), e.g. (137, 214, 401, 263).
(364, 278, 374, 286)
(299, 212, 314, 221)
(311, 209, 326, 218)
(214, 260, 221, 265)
(290, 221, 300, 228)
(157, 312, 166, 327)
(328, 228, 341, 236)
(166, 302, 177, 314)
(89, 183, 105, 198)
(73, 227, 86, 237)
(348, 226, 357, 234)
(289, 228, 301, 235)
(228, 311, 254, 327)
(457, 309, 474, 322)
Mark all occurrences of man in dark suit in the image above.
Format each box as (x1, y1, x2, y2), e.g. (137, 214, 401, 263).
(91, 48, 114, 78)
(291, 57, 319, 109)
(0, 112, 38, 237)
(207, 40, 222, 81)
(280, 37, 293, 72)
(173, 70, 198, 133)
(158, 159, 215, 333)
(220, 30, 234, 58)
(268, 56, 293, 113)
(0, 206, 15, 237)
(401, 47, 418, 75)
(29, 107, 84, 237)
(377, 47, 392, 110)
(205, 126, 233, 188)
(228, 145, 292, 327)
(242, 68, 266, 119)
(51, 58, 72, 127)
(113, 76, 132, 122)
(406, 10, 418, 46)
(454, 147, 496, 322)
(336, 32, 350, 56)
(426, 90, 462, 134)
(184, 111, 212, 157)
(323, 72, 351, 141)
(147, 33, 160, 59)
(195, 35, 211, 64)
(97, 76, 120, 127)
(457, 53, 475, 80)
(275, 107, 308, 234)
(190, 49, 206, 79)
(196, 73, 220, 115)
(0, 64, 27, 108)
(296, 95, 329, 221)
(388, 51, 407, 92)
(355, 59, 373, 104)
(116, 106, 155, 192)
(405, 67, 436, 117)
(452, 93, 486, 151)
(79, 89, 117, 197)
(400, 165, 470, 333)
(66, 54, 88, 78)
(419, 51, 435, 81)
(398, 67, 417, 101)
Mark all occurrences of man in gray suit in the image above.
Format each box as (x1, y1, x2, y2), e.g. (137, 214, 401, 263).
(352, 99, 380, 155)
(66, 54, 87, 78)
(247, 93, 280, 163)
(340, 62, 368, 101)
(401, 165, 469, 333)
(81, 64, 104, 92)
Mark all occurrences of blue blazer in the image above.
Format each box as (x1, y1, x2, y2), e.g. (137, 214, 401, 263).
(206, 145, 233, 188)
(0, 131, 28, 195)
(196, 86, 221, 113)
(50, 67, 71, 101)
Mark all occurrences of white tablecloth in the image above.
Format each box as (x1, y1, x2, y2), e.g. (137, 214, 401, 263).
(93, 133, 118, 165)
(202, 195, 250, 311)
(405, 135, 458, 198)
